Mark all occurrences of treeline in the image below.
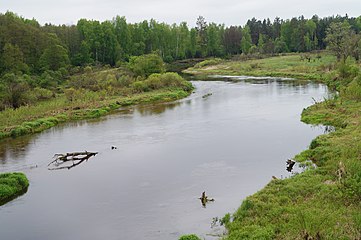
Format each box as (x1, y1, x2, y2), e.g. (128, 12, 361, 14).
(1, 11, 361, 74)
(0, 11, 360, 110)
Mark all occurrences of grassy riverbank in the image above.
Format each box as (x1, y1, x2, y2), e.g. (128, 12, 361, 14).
(0, 69, 193, 140)
(180, 53, 361, 239)
(221, 97, 361, 239)
(0, 88, 191, 139)
(184, 52, 336, 81)
(0, 172, 29, 206)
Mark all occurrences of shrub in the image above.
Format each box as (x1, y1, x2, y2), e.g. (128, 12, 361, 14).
(194, 58, 222, 68)
(117, 75, 134, 88)
(130, 72, 193, 93)
(179, 234, 201, 240)
(341, 79, 361, 101)
(30, 87, 54, 100)
(64, 87, 76, 101)
(131, 81, 149, 93)
(128, 53, 165, 77)
(337, 60, 359, 83)
(0, 172, 29, 205)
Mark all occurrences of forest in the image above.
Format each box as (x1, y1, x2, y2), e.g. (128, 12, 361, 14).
(1, 11, 361, 109)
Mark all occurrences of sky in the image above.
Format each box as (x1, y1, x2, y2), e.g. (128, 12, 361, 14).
(1, 0, 360, 26)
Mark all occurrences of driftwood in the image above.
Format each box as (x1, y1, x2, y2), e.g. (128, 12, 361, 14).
(202, 93, 213, 98)
(48, 151, 98, 170)
(286, 159, 296, 172)
(199, 191, 214, 207)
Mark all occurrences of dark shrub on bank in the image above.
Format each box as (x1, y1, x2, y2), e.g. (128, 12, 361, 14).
(131, 72, 193, 93)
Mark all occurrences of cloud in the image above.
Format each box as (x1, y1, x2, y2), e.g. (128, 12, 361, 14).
(0, 0, 360, 26)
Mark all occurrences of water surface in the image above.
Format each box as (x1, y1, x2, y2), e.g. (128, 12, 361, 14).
(0, 77, 328, 239)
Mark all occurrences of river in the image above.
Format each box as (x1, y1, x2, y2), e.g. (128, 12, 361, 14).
(0, 77, 328, 239)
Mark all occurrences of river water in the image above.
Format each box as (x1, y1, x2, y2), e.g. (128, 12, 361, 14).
(0, 77, 327, 239)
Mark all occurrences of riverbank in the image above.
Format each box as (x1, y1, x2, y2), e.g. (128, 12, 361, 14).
(221, 98, 361, 239)
(0, 172, 29, 206)
(0, 88, 191, 139)
(181, 54, 361, 239)
(183, 52, 336, 82)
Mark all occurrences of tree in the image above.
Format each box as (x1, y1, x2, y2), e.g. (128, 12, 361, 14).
(257, 34, 265, 53)
(73, 40, 92, 66)
(0, 73, 30, 108)
(207, 23, 223, 56)
(274, 37, 288, 53)
(223, 26, 242, 55)
(39, 44, 70, 71)
(188, 28, 197, 58)
(0, 43, 29, 74)
(349, 33, 361, 61)
(241, 26, 253, 54)
(325, 21, 356, 61)
(113, 16, 131, 60)
(195, 16, 208, 56)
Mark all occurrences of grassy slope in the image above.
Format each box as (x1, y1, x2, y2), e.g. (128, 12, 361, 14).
(0, 172, 29, 206)
(183, 53, 361, 239)
(224, 99, 361, 239)
(0, 89, 190, 139)
(184, 53, 336, 81)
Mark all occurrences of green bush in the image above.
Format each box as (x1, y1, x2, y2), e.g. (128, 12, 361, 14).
(130, 72, 193, 93)
(30, 87, 54, 100)
(227, 225, 275, 240)
(179, 234, 201, 240)
(0, 172, 29, 205)
(131, 81, 150, 92)
(194, 58, 223, 68)
(128, 53, 165, 77)
(341, 79, 361, 101)
(117, 75, 134, 88)
(337, 60, 359, 81)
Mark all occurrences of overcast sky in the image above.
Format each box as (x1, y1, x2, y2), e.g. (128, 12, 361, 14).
(1, 0, 360, 26)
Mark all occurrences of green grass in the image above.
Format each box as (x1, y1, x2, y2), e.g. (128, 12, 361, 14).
(0, 89, 191, 139)
(222, 97, 361, 239)
(179, 234, 202, 240)
(0, 172, 29, 206)
(184, 52, 337, 81)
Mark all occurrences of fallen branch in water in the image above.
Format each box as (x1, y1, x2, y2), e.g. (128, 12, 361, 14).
(48, 151, 98, 170)
(199, 191, 215, 207)
(286, 159, 296, 172)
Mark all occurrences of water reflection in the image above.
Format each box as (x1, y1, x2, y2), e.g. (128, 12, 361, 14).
(135, 101, 182, 116)
(0, 135, 36, 164)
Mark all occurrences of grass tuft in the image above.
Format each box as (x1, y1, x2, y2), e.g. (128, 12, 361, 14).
(0, 172, 29, 206)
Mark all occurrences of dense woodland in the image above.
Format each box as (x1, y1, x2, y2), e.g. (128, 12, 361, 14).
(0, 11, 361, 109)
